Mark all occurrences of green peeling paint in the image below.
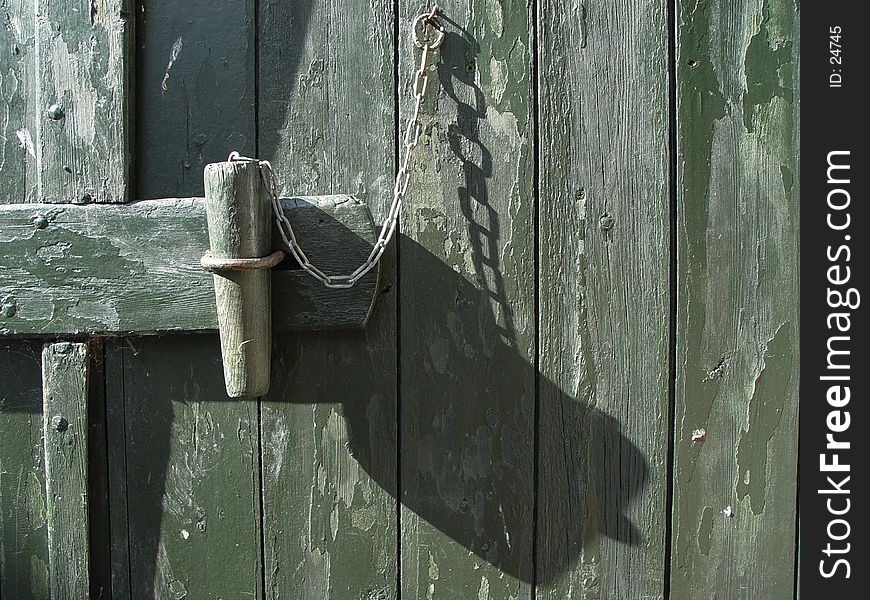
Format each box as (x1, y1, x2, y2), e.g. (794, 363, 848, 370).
(736, 323, 793, 514)
(742, 2, 794, 133)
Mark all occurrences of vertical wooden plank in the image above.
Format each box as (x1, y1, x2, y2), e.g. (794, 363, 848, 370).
(104, 340, 131, 599)
(120, 336, 262, 598)
(41, 341, 91, 599)
(112, 1, 262, 595)
(0, 0, 36, 204)
(0, 8, 45, 594)
(0, 342, 49, 599)
(0, 19, 30, 505)
(536, 1, 671, 598)
(258, 0, 399, 597)
(84, 341, 112, 599)
(670, 0, 799, 597)
(35, 0, 132, 203)
(136, 0, 256, 199)
(398, 2, 535, 598)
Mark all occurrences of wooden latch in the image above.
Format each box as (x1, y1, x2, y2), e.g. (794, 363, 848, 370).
(200, 160, 282, 398)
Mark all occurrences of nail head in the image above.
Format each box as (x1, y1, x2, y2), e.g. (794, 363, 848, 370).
(47, 104, 65, 120)
(51, 415, 69, 432)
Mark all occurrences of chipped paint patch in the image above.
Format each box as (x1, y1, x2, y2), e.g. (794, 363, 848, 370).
(485, 0, 504, 37)
(36, 241, 72, 262)
(742, 7, 793, 133)
(16, 128, 35, 157)
(26, 470, 47, 530)
(66, 300, 120, 330)
(478, 574, 490, 600)
(322, 408, 361, 509)
(703, 356, 727, 381)
(425, 550, 441, 599)
(698, 506, 714, 555)
(489, 57, 508, 105)
(780, 165, 794, 198)
(30, 555, 49, 598)
(485, 106, 520, 144)
(330, 503, 340, 541)
(48, 38, 99, 145)
(162, 37, 183, 91)
(267, 422, 290, 481)
(735, 323, 793, 514)
(351, 504, 378, 531)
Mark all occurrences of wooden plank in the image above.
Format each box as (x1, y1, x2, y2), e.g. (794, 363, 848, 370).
(113, 2, 262, 597)
(135, 0, 255, 199)
(103, 340, 131, 599)
(84, 340, 112, 598)
(0, 8, 45, 595)
(398, 3, 535, 598)
(118, 336, 263, 598)
(258, 0, 399, 597)
(34, 0, 132, 203)
(110, 0, 262, 598)
(0, 196, 378, 337)
(0, 341, 49, 599)
(41, 341, 91, 599)
(670, 0, 799, 597)
(0, 0, 36, 204)
(536, 1, 671, 598)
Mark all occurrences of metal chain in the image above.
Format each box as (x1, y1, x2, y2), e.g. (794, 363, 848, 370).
(228, 7, 445, 289)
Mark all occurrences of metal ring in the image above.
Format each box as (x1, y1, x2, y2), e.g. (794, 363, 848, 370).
(201, 250, 286, 272)
(412, 13, 445, 49)
(226, 151, 259, 163)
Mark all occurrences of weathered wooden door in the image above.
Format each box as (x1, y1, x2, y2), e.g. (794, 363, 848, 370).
(1, 0, 799, 598)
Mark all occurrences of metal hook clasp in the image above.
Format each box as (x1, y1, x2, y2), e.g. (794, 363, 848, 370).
(413, 7, 445, 49)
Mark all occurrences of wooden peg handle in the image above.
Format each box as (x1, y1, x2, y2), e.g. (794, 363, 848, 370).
(203, 160, 273, 398)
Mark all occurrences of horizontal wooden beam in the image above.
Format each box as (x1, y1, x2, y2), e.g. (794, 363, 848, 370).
(0, 196, 378, 337)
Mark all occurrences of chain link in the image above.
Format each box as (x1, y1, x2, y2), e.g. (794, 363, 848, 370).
(228, 8, 443, 289)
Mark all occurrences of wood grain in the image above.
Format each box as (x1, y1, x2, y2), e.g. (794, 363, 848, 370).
(41, 342, 91, 599)
(0, 196, 378, 336)
(536, 1, 671, 598)
(203, 161, 273, 398)
(103, 340, 131, 599)
(670, 0, 800, 597)
(135, 0, 255, 199)
(115, 336, 263, 598)
(0, 0, 36, 204)
(0, 7, 47, 595)
(35, 0, 132, 203)
(0, 342, 49, 599)
(258, 0, 399, 597)
(398, 2, 536, 598)
(106, 3, 264, 595)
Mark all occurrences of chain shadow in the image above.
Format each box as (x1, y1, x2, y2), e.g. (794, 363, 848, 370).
(270, 21, 649, 587)
(327, 236, 649, 586)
